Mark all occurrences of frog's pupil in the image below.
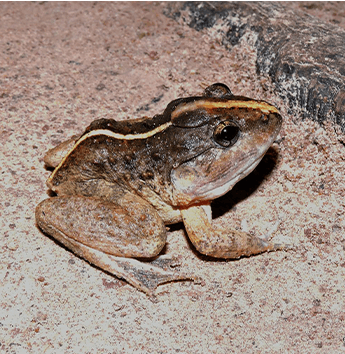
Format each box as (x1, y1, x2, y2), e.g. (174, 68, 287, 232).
(220, 125, 239, 144)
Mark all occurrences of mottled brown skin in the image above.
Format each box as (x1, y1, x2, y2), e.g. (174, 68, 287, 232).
(36, 83, 287, 295)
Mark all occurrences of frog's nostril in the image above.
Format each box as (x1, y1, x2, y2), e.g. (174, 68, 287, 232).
(261, 114, 269, 124)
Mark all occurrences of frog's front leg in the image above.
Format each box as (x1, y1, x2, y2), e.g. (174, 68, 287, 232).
(35, 193, 189, 295)
(181, 204, 288, 259)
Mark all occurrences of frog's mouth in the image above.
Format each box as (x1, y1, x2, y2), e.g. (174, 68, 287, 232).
(200, 150, 265, 200)
(171, 144, 270, 205)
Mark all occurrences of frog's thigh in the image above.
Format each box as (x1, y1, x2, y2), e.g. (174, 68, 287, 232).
(36, 194, 167, 258)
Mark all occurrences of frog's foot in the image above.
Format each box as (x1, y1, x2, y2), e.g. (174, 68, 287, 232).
(241, 218, 294, 253)
(111, 255, 194, 296)
(241, 231, 293, 256)
(65, 240, 193, 296)
(181, 205, 293, 259)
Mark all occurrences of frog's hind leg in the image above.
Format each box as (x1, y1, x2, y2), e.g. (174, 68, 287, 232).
(36, 195, 191, 295)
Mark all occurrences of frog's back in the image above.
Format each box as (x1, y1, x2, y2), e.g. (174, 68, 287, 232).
(45, 114, 170, 192)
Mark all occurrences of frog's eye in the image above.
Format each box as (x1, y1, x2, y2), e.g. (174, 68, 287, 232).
(203, 83, 233, 99)
(213, 122, 240, 147)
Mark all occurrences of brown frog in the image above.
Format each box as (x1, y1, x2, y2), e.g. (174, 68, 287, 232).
(36, 83, 287, 295)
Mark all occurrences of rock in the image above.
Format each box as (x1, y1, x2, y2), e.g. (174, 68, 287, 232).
(165, 2, 345, 132)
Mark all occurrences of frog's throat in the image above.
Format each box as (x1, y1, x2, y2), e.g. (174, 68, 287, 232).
(171, 150, 267, 204)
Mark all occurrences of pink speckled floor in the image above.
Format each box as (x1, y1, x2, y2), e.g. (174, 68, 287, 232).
(1, 2, 345, 353)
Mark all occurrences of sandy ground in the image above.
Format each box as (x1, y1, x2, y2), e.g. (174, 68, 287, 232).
(1, 2, 345, 353)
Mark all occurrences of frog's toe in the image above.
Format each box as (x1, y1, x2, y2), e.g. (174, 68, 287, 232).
(271, 242, 295, 252)
(150, 254, 183, 269)
(250, 236, 295, 255)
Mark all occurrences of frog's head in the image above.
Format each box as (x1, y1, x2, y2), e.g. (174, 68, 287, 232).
(169, 83, 282, 206)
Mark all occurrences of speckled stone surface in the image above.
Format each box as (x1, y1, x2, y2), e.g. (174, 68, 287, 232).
(1, 2, 345, 353)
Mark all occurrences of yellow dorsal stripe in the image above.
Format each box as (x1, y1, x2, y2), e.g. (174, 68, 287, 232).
(171, 99, 279, 119)
(79, 121, 172, 142)
(48, 121, 172, 183)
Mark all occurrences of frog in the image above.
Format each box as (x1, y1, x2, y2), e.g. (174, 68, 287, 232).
(36, 83, 287, 295)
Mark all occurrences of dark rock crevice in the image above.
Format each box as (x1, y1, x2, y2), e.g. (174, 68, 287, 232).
(165, 2, 345, 132)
